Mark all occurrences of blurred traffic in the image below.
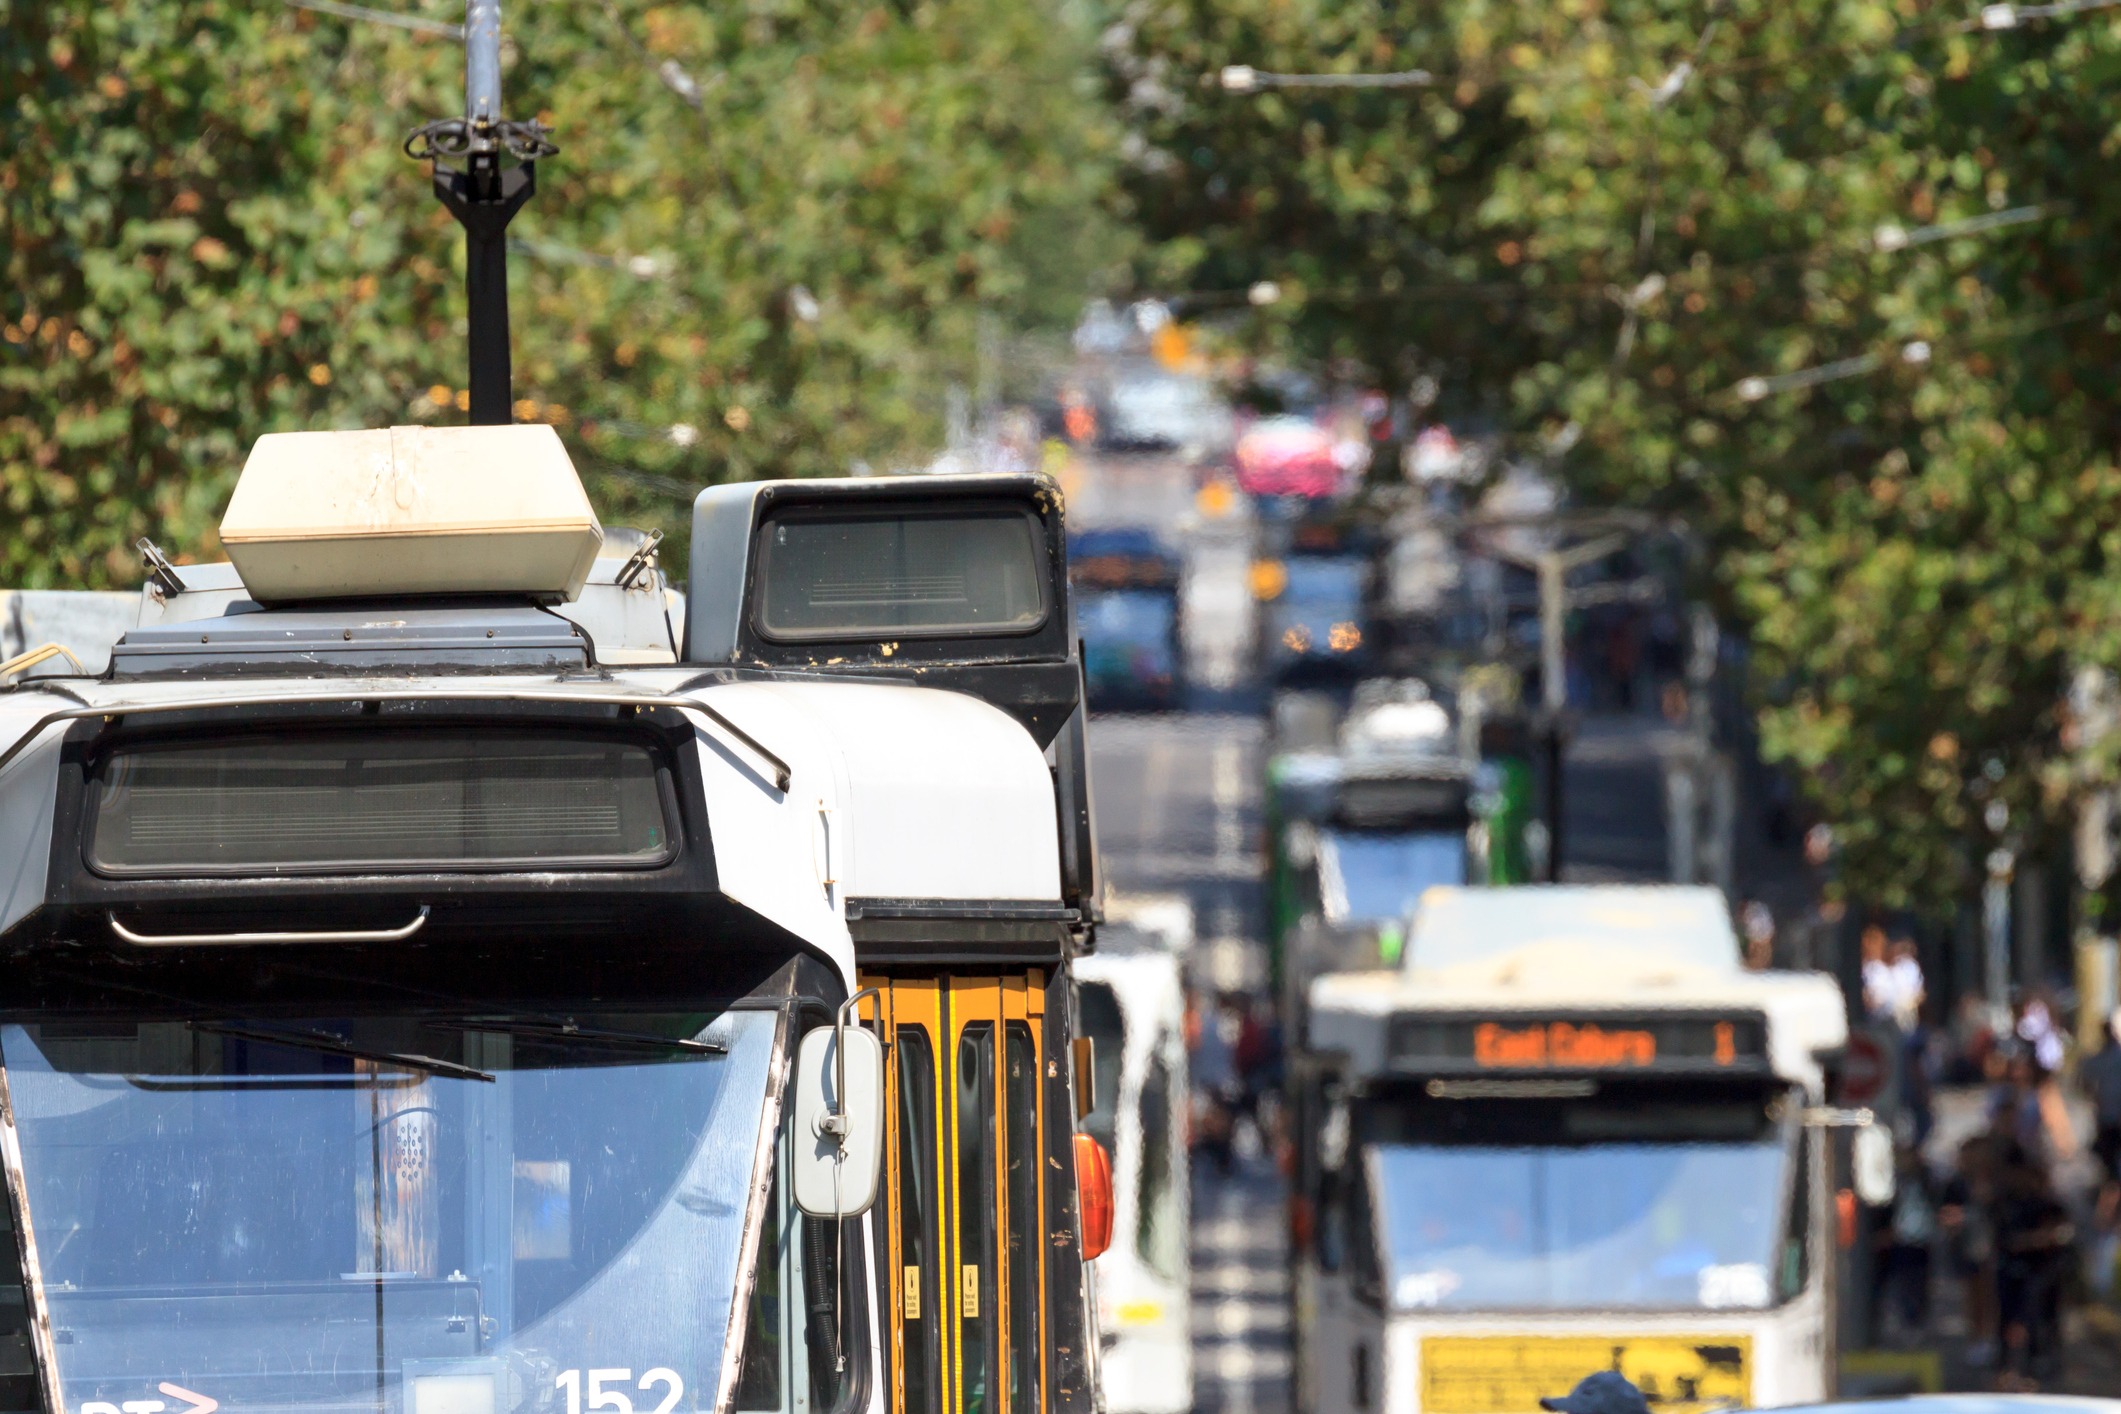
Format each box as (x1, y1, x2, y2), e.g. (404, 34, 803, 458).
(932, 298, 2121, 1413)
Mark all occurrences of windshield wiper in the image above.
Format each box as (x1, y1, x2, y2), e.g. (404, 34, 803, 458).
(429, 1017, 725, 1054)
(187, 1022, 496, 1083)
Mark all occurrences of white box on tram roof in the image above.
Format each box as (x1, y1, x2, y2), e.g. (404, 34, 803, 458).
(219, 424, 605, 603)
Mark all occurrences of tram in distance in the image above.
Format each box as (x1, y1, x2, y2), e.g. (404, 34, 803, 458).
(0, 423, 1117, 1414)
(1291, 886, 1850, 1414)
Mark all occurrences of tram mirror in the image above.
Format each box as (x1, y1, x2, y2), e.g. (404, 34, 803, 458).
(1072, 1036, 1097, 1118)
(792, 1025, 884, 1217)
(1852, 1122, 1897, 1207)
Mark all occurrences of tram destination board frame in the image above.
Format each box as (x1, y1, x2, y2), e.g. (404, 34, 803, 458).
(1385, 1010, 1770, 1076)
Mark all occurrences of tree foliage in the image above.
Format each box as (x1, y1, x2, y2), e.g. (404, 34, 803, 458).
(1114, 0, 2121, 906)
(0, 0, 1122, 584)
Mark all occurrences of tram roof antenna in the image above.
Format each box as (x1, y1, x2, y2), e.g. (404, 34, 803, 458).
(466, 0, 501, 129)
(404, 2, 559, 428)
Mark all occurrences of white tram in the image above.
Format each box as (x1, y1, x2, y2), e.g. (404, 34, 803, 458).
(1071, 935, 1189, 1414)
(1292, 887, 1846, 1414)
(0, 426, 1106, 1414)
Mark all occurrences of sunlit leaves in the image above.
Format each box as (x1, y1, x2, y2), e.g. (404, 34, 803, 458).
(1118, 0, 2121, 905)
(2, 0, 1121, 584)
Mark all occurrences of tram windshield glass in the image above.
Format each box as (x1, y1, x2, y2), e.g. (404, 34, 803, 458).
(754, 507, 1047, 638)
(1318, 832, 1465, 925)
(1079, 590, 1178, 687)
(0, 1006, 779, 1413)
(1362, 1090, 1796, 1312)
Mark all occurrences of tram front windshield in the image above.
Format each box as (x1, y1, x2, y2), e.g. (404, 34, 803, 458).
(1361, 1085, 1799, 1313)
(0, 1007, 778, 1413)
(1318, 831, 1465, 925)
(1079, 590, 1177, 684)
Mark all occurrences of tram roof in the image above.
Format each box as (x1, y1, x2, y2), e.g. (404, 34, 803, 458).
(0, 668, 1065, 984)
(1403, 884, 1743, 972)
(1308, 885, 1848, 1089)
(0, 427, 1081, 980)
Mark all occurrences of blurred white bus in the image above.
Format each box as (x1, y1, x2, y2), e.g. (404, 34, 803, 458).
(1294, 887, 1848, 1414)
(1076, 936, 1191, 1414)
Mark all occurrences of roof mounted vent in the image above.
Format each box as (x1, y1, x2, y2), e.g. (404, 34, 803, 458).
(219, 424, 604, 604)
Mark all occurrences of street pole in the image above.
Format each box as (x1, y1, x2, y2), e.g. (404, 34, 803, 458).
(1519, 533, 1625, 882)
(405, 1, 557, 426)
(1986, 845, 2015, 1032)
(1538, 553, 1567, 880)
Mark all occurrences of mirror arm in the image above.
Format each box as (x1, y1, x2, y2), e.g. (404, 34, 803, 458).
(825, 988, 882, 1140)
(822, 987, 880, 1375)
(1800, 1105, 1875, 1128)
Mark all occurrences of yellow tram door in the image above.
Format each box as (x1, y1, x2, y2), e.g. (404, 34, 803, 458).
(872, 974, 1047, 1414)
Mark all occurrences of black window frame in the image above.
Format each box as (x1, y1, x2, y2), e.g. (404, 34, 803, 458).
(956, 1022, 1001, 1414)
(894, 1024, 944, 1414)
(1073, 982, 1125, 1155)
(1004, 1021, 1040, 1414)
(77, 719, 685, 881)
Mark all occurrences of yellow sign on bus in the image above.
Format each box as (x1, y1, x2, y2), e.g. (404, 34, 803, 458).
(1422, 1335, 1750, 1414)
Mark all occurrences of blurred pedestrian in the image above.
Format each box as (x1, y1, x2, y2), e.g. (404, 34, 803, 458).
(1993, 1141, 2073, 1389)
(1188, 990, 1239, 1173)
(2017, 992, 2077, 1160)
(1233, 994, 1284, 1140)
(2078, 1007, 2121, 1183)
(1939, 1135, 1998, 1365)
(1949, 992, 1999, 1085)
(1741, 900, 1775, 971)
(1990, 1050, 2051, 1161)
(1885, 929, 1933, 1140)
(1886, 931, 1925, 1032)
(2091, 1179, 2121, 1305)
(2018, 991, 2068, 1076)
(1860, 925, 1895, 1022)
(1875, 1141, 1938, 1342)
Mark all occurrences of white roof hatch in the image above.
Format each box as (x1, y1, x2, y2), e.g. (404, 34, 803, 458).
(219, 424, 604, 602)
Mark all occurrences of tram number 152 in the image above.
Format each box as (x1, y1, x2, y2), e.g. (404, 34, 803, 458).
(555, 1368, 685, 1414)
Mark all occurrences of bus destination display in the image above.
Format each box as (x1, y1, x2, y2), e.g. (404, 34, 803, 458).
(1386, 1013, 1769, 1074)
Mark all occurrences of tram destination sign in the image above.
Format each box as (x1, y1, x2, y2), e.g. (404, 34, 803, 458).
(1386, 1012, 1770, 1075)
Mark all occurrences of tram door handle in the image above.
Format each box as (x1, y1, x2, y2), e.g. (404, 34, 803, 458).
(813, 801, 837, 900)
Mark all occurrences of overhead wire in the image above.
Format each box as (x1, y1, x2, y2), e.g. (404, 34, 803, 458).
(1611, 0, 1735, 365)
(1719, 296, 2106, 404)
(1154, 199, 2069, 312)
(1210, 0, 2121, 103)
(283, 0, 464, 40)
(1192, 2, 2092, 387)
(575, 453, 707, 501)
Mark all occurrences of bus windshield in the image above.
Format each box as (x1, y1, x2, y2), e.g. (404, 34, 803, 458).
(0, 1006, 779, 1414)
(1081, 590, 1177, 684)
(1363, 1091, 1796, 1313)
(1319, 831, 1464, 925)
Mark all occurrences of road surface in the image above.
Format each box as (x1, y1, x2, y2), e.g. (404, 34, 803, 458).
(1074, 444, 1291, 1414)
